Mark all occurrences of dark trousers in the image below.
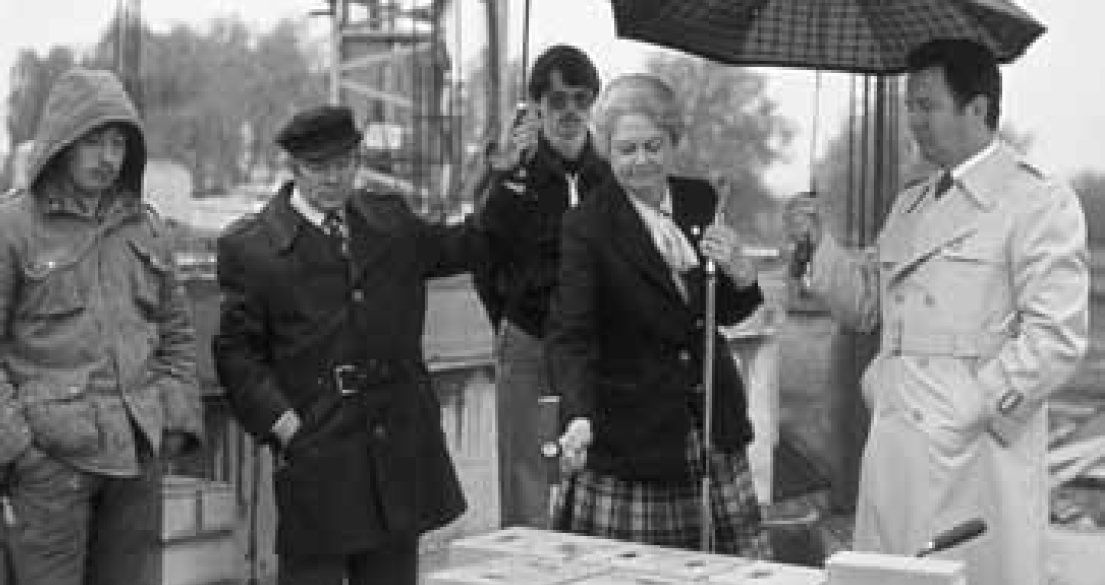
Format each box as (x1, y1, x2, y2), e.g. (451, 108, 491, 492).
(495, 322, 552, 528)
(277, 538, 418, 585)
(6, 447, 162, 585)
(0, 502, 13, 585)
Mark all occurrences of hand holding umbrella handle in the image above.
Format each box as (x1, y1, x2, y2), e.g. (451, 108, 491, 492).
(497, 103, 540, 183)
(788, 191, 817, 282)
(512, 103, 539, 162)
(790, 235, 813, 278)
(703, 188, 729, 276)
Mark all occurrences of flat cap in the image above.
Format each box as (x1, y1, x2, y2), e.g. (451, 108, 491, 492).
(276, 105, 362, 161)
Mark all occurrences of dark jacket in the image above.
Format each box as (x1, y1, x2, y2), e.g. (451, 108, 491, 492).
(547, 176, 762, 483)
(0, 69, 202, 473)
(477, 134, 611, 337)
(212, 183, 485, 556)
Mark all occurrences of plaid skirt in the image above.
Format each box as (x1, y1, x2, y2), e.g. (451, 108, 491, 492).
(550, 429, 772, 558)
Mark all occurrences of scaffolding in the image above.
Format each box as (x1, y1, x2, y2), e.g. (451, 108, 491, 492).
(320, 0, 505, 218)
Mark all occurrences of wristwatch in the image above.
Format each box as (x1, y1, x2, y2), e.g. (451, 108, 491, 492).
(997, 390, 1025, 416)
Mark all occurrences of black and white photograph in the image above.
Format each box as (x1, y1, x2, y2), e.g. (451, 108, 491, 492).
(0, 1, 1102, 584)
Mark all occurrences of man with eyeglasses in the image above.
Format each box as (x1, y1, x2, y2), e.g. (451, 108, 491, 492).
(476, 44, 613, 528)
(213, 105, 489, 584)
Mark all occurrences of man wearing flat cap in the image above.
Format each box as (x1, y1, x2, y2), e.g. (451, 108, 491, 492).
(213, 105, 489, 584)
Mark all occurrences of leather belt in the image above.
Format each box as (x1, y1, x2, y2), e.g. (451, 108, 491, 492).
(331, 359, 409, 395)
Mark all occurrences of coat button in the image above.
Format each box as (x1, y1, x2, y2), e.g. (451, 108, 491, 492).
(678, 350, 691, 363)
(373, 425, 387, 440)
(924, 294, 936, 307)
(352, 289, 365, 302)
(911, 409, 923, 422)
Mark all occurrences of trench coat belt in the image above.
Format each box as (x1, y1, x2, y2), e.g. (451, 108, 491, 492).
(882, 321, 1008, 358)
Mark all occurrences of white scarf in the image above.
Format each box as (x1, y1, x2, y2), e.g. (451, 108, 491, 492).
(628, 189, 700, 298)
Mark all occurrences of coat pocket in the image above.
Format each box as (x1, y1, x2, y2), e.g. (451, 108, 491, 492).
(18, 254, 86, 319)
(128, 239, 172, 319)
(19, 378, 101, 457)
(273, 433, 380, 556)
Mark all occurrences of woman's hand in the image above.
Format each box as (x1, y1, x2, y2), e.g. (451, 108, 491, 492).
(701, 223, 756, 288)
(558, 417, 592, 474)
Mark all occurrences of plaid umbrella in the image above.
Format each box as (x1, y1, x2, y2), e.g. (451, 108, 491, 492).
(609, 0, 1045, 74)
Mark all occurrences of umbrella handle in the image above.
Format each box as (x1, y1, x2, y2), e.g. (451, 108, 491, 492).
(520, 0, 532, 98)
(699, 188, 726, 552)
(700, 265, 717, 552)
(789, 70, 824, 288)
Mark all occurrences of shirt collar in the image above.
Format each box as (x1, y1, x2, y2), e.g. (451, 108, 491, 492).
(627, 188, 674, 220)
(290, 185, 341, 228)
(950, 137, 999, 181)
(627, 186, 699, 274)
(659, 189, 673, 216)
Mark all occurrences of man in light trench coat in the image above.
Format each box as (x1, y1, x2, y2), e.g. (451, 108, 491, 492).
(785, 39, 1088, 585)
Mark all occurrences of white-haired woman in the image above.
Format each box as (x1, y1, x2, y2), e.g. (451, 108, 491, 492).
(546, 74, 771, 556)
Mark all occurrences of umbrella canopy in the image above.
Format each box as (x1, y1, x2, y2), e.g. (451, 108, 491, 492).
(610, 0, 1045, 74)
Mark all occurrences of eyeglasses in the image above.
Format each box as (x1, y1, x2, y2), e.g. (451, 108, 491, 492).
(300, 153, 357, 175)
(545, 89, 595, 111)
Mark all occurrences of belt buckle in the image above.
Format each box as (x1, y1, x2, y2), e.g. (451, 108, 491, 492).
(334, 364, 357, 396)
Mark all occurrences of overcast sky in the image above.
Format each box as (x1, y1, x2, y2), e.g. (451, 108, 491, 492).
(2, 0, 1101, 193)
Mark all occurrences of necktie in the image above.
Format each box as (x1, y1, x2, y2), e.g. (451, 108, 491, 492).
(322, 211, 347, 256)
(567, 173, 580, 207)
(933, 171, 954, 200)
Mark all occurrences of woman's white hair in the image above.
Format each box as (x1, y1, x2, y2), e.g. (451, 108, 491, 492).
(593, 74, 684, 156)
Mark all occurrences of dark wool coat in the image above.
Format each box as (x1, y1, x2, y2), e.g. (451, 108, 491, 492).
(547, 176, 763, 483)
(475, 134, 612, 337)
(213, 183, 486, 556)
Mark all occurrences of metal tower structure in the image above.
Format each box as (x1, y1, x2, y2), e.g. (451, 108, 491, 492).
(320, 0, 500, 217)
(114, 0, 143, 112)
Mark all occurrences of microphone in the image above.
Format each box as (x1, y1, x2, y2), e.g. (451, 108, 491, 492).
(916, 519, 987, 557)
